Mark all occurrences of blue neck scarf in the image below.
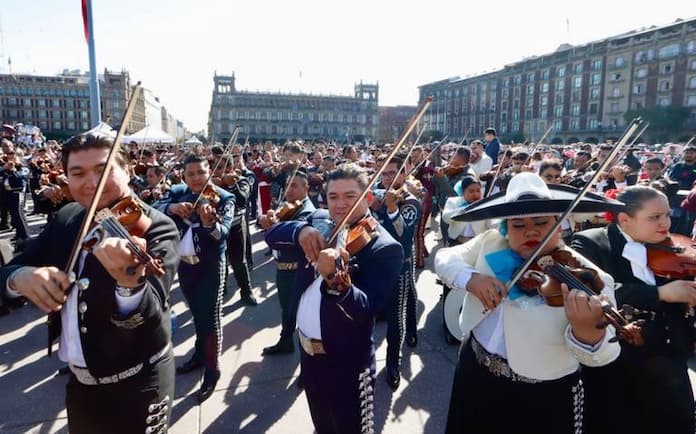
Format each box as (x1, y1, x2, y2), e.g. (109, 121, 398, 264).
(484, 248, 527, 300)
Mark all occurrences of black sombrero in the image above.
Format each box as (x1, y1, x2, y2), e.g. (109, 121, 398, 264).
(452, 172, 624, 222)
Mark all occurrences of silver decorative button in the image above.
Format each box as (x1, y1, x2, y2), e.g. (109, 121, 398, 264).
(80, 326, 87, 334)
(666, 338, 671, 344)
(78, 302, 87, 313)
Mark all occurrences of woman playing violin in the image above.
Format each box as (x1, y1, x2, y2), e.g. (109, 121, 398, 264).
(435, 173, 622, 434)
(572, 185, 696, 434)
(0, 133, 180, 433)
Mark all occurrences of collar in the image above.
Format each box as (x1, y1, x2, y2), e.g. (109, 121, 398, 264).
(617, 225, 656, 285)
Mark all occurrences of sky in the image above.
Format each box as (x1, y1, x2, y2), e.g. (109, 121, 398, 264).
(1, 0, 696, 132)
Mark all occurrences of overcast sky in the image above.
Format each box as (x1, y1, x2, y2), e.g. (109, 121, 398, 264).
(2, 0, 695, 132)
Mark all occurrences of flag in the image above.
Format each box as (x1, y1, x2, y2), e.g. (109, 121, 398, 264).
(82, 0, 89, 41)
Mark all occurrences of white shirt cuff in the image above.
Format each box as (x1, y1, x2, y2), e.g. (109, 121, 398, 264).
(387, 209, 399, 220)
(114, 289, 146, 315)
(453, 268, 476, 290)
(5, 269, 23, 298)
(567, 328, 603, 353)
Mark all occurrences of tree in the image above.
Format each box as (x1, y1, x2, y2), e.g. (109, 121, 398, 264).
(623, 106, 691, 141)
(422, 130, 445, 142)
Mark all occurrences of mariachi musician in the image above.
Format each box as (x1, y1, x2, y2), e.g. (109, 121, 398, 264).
(260, 167, 316, 355)
(0, 133, 180, 433)
(265, 164, 403, 433)
(155, 154, 235, 403)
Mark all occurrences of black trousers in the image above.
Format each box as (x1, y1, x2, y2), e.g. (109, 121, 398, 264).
(276, 269, 298, 341)
(386, 256, 417, 368)
(179, 260, 225, 373)
(226, 217, 252, 296)
(66, 352, 174, 434)
(0, 189, 8, 227)
(6, 191, 28, 239)
(584, 352, 695, 434)
(446, 339, 583, 434)
(301, 349, 375, 434)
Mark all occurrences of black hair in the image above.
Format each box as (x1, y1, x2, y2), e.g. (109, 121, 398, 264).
(183, 154, 209, 169)
(326, 163, 369, 190)
(62, 133, 128, 169)
(484, 127, 496, 136)
(616, 185, 667, 217)
(644, 157, 665, 168)
(538, 159, 563, 174)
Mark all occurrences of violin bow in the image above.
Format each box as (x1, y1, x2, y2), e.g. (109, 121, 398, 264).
(505, 118, 645, 290)
(403, 139, 447, 179)
(191, 126, 240, 209)
(385, 121, 430, 192)
(523, 126, 553, 167)
(685, 135, 695, 147)
(458, 127, 472, 146)
(325, 96, 433, 246)
(64, 83, 143, 278)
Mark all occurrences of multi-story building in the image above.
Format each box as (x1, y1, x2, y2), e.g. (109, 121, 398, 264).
(419, 17, 696, 144)
(207, 73, 379, 144)
(0, 69, 184, 139)
(377, 105, 417, 143)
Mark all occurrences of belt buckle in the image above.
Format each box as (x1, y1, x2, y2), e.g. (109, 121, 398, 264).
(299, 332, 315, 356)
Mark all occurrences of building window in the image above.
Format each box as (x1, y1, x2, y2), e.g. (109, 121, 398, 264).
(610, 102, 620, 113)
(590, 87, 600, 100)
(660, 80, 671, 91)
(688, 41, 696, 54)
(54, 121, 62, 129)
(574, 63, 583, 73)
(554, 106, 563, 117)
(81, 121, 89, 130)
(570, 119, 579, 130)
(612, 73, 622, 81)
(555, 94, 564, 105)
(591, 73, 601, 85)
(589, 119, 599, 129)
(658, 97, 670, 106)
(573, 76, 582, 88)
(633, 102, 643, 109)
(633, 83, 644, 94)
(540, 96, 548, 106)
(661, 63, 673, 74)
(527, 86, 534, 95)
(689, 76, 696, 89)
(527, 73, 535, 83)
(553, 119, 562, 131)
(658, 43, 680, 59)
(687, 95, 696, 106)
(589, 103, 598, 115)
(541, 82, 549, 93)
(542, 70, 550, 80)
(80, 111, 88, 119)
(592, 59, 603, 70)
(556, 80, 565, 91)
(571, 104, 580, 116)
(614, 56, 625, 67)
(611, 87, 621, 97)
(540, 108, 547, 118)
(636, 67, 648, 78)
(557, 66, 566, 77)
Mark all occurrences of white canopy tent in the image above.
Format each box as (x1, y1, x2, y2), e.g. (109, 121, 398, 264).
(184, 136, 202, 145)
(84, 121, 116, 138)
(124, 125, 175, 144)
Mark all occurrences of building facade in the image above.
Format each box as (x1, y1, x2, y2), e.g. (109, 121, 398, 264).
(377, 105, 417, 143)
(207, 73, 379, 144)
(419, 17, 696, 144)
(0, 69, 184, 139)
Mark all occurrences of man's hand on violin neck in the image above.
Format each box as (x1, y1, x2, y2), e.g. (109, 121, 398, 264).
(168, 202, 193, 219)
(93, 237, 146, 289)
(316, 248, 349, 282)
(298, 226, 327, 264)
(11, 266, 70, 313)
(198, 203, 218, 227)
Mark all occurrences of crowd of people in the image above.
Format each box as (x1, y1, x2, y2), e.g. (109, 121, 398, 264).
(0, 122, 695, 433)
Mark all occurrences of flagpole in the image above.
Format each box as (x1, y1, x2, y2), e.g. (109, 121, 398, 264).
(85, 0, 102, 127)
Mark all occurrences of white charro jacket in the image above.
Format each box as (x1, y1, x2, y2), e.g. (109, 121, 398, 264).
(435, 229, 620, 380)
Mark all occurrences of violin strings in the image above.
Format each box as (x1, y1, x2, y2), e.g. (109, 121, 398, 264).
(546, 264, 595, 297)
(101, 217, 150, 264)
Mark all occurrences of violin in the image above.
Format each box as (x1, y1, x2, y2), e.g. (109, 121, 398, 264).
(332, 216, 380, 291)
(276, 199, 303, 221)
(438, 165, 467, 177)
(519, 249, 648, 346)
(645, 233, 696, 280)
(83, 197, 165, 277)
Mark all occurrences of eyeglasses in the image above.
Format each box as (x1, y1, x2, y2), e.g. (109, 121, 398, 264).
(381, 171, 397, 177)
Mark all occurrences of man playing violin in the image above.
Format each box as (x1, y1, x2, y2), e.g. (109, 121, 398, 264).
(260, 167, 315, 355)
(370, 153, 422, 389)
(433, 146, 474, 243)
(155, 154, 236, 403)
(0, 133, 180, 434)
(265, 163, 403, 434)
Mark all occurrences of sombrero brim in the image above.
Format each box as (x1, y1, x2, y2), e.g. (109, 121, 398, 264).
(451, 184, 624, 222)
